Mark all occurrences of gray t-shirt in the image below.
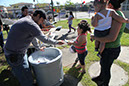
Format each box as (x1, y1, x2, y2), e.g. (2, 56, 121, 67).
(4, 16, 57, 54)
(68, 15, 73, 25)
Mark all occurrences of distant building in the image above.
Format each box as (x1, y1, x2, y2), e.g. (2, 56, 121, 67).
(10, 2, 33, 10)
(35, 3, 50, 11)
(10, 2, 34, 18)
(121, 0, 129, 29)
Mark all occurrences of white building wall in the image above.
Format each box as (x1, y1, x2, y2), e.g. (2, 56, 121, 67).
(122, 0, 129, 18)
(122, 0, 129, 29)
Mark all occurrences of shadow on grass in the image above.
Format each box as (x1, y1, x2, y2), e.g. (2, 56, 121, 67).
(56, 33, 69, 40)
(56, 32, 76, 40)
(61, 65, 84, 86)
(0, 68, 20, 86)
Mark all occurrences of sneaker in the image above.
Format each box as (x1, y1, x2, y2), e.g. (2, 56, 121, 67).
(68, 31, 71, 33)
(74, 29, 76, 32)
(95, 48, 99, 52)
(97, 52, 102, 58)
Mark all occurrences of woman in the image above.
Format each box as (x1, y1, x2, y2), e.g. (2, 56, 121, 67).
(91, 0, 126, 86)
(67, 11, 76, 33)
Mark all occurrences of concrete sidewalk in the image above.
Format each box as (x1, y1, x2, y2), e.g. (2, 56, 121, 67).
(61, 46, 129, 86)
(57, 29, 129, 86)
(118, 46, 129, 64)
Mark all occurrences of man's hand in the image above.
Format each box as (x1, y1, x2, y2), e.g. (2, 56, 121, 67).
(57, 40, 65, 45)
(40, 46, 46, 51)
(126, 18, 129, 23)
(67, 41, 74, 45)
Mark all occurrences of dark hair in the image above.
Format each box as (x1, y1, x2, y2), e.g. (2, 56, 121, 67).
(33, 9, 46, 19)
(109, 0, 125, 9)
(78, 21, 91, 33)
(94, 0, 107, 6)
(21, 6, 28, 11)
(69, 11, 74, 18)
(81, 20, 87, 23)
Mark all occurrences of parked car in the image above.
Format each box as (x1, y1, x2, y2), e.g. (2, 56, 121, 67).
(47, 10, 58, 17)
(59, 9, 69, 18)
(46, 10, 58, 21)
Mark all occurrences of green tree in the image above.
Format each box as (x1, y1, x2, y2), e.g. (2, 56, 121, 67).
(65, 1, 74, 6)
(56, 2, 60, 6)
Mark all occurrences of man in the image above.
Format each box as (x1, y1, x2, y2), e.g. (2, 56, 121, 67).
(19, 5, 39, 56)
(20, 6, 28, 18)
(0, 18, 4, 53)
(4, 9, 64, 86)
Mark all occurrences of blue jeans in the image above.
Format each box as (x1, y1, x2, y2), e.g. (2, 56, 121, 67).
(68, 24, 75, 31)
(5, 53, 34, 86)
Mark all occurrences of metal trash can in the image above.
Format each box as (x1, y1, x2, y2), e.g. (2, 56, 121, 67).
(28, 48, 64, 86)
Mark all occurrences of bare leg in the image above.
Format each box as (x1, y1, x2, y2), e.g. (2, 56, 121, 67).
(95, 40, 100, 51)
(79, 65, 86, 73)
(99, 42, 105, 54)
(76, 64, 81, 69)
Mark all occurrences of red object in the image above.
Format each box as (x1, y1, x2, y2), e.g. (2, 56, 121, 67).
(43, 29, 49, 31)
(53, 9, 55, 12)
(0, 10, 2, 12)
(83, 1, 85, 3)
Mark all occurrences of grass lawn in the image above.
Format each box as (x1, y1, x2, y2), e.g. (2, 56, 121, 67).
(0, 18, 129, 86)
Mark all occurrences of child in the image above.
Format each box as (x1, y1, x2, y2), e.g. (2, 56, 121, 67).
(73, 20, 92, 65)
(68, 21, 91, 73)
(81, 20, 92, 33)
(91, 0, 129, 56)
(67, 11, 76, 33)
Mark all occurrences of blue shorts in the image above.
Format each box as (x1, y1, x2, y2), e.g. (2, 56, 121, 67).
(78, 51, 88, 65)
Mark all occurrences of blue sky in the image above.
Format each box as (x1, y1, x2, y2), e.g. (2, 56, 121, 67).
(0, 0, 94, 7)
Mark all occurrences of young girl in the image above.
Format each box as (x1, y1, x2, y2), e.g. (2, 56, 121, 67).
(68, 11, 76, 33)
(68, 21, 91, 73)
(91, 0, 129, 56)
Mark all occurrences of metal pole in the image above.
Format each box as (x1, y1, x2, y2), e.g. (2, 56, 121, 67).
(58, 6, 60, 21)
(75, 5, 77, 19)
(51, 0, 55, 21)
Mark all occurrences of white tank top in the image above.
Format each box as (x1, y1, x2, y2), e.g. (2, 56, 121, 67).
(95, 10, 112, 31)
